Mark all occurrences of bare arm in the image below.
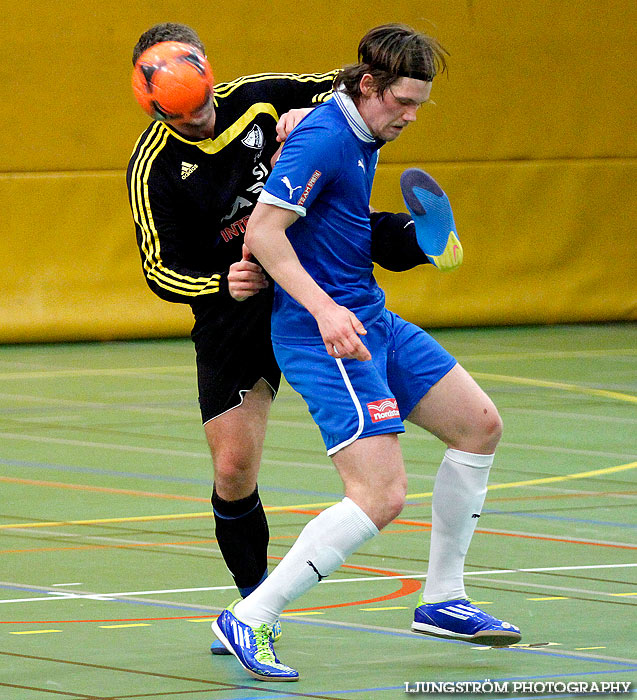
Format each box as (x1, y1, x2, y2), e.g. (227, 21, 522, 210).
(245, 202, 370, 361)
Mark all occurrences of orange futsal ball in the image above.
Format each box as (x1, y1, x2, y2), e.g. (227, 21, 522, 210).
(132, 41, 214, 121)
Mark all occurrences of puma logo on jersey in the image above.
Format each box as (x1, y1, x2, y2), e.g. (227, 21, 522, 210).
(241, 124, 264, 149)
(181, 162, 198, 180)
(281, 176, 302, 200)
(357, 159, 365, 171)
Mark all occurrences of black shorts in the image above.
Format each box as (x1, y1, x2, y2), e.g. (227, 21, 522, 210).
(190, 291, 280, 423)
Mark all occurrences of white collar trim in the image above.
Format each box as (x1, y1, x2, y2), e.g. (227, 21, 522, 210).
(334, 90, 375, 143)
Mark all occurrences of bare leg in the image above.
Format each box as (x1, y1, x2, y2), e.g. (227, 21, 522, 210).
(234, 433, 405, 625)
(206, 379, 273, 596)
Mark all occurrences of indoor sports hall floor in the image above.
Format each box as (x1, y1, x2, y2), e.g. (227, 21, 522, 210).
(1, 323, 635, 700)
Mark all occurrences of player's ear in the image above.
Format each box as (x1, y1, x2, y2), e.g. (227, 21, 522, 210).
(359, 73, 376, 97)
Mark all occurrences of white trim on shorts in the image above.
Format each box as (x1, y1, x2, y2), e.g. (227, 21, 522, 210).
(202, 377, 277, 426)
(326, 358, 365, 456)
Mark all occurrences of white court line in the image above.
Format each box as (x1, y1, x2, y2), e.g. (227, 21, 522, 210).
(0, 349, 633, 380)
(458, 349, 637, 362)
(503, 408, 637, 425)
(0, 393, 194, 417)
(6, 524, 635, 555)
(0, 366, 193, 380)
(2, 564, 635, 605)
(103, 389, 194, 398)
(1, 430, 634, 463)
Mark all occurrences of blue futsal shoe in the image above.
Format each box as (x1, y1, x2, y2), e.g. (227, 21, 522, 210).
(400, 168, 463, 272)
(412, 595, 521, 646)
(212, 601, 298, 681)
(211, 618, 282, 655)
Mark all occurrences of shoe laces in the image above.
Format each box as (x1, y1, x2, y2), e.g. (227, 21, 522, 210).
(253, 623, 275, 663)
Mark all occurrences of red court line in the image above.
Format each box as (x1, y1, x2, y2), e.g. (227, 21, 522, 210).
(1, 616, 214, 625)
(0, 561, 421, 625)
(273, 557, 422, 612)
(295, 509, 637, 550)
(0, 533, 303, 555)
(394, 517, 637, 550)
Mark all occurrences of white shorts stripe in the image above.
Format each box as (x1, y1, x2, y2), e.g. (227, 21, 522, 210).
(327, 358, 365, 456)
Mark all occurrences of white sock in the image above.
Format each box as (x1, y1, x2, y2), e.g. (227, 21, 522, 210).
(423, 448, 493, 603)
(234, 497, 378, 626)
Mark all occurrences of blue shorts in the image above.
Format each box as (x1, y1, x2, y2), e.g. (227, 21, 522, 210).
(272, 308, 457, 454)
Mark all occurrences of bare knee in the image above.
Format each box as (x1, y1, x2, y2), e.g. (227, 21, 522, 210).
(382, 482, 407, 526)
(210, 445, 261, 500)
(480, 407, 503, 452)
(452, 405, 502, 454)
(349, 479, 407, 530)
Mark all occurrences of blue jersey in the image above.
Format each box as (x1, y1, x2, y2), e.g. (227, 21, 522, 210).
(259, 91, 385, 342)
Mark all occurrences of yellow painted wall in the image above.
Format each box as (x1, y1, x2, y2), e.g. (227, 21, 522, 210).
(1, 1, 635, 341)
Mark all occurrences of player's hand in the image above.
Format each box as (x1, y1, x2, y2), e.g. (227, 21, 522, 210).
(228, 246, 269, 301)
(314, 304, 370, 361)
(275, 108, 313, 142)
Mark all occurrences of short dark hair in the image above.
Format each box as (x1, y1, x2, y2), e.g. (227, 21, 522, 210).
(132, 23, 206, 66)
(334, 23, 448, 100)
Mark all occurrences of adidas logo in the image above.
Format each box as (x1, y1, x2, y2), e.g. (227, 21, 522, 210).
(181, 162, 198, 180)
(439, 603, 479, 621)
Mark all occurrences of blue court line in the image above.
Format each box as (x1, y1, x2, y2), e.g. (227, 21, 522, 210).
(218, 670, 637, 700)
(504, 694, 635, 700)
(220, 691, 400, 700)
(3, 584, 635, 670)
(502, 693, 635, 700)
(0, 458, 342, 499)
(206, 674, 637, 700)
(483, 509, 637, 529)
(500, 668, 637, 681)
(0, 458, 211, 485)
(0, 583, 217, 614)
(289, 618, 637, 667)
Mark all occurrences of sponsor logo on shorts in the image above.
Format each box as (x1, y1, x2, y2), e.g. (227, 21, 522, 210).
(297, 170, 321, 205)
(367, 398, 400, 422)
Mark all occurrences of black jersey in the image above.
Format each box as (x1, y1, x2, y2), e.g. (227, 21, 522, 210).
(127, 71, 338, 304)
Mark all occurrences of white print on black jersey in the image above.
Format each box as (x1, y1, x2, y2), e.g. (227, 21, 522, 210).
(221, 164, 268, 222)
(241, 124, 264, 149)
(181, 162, 198, 179)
